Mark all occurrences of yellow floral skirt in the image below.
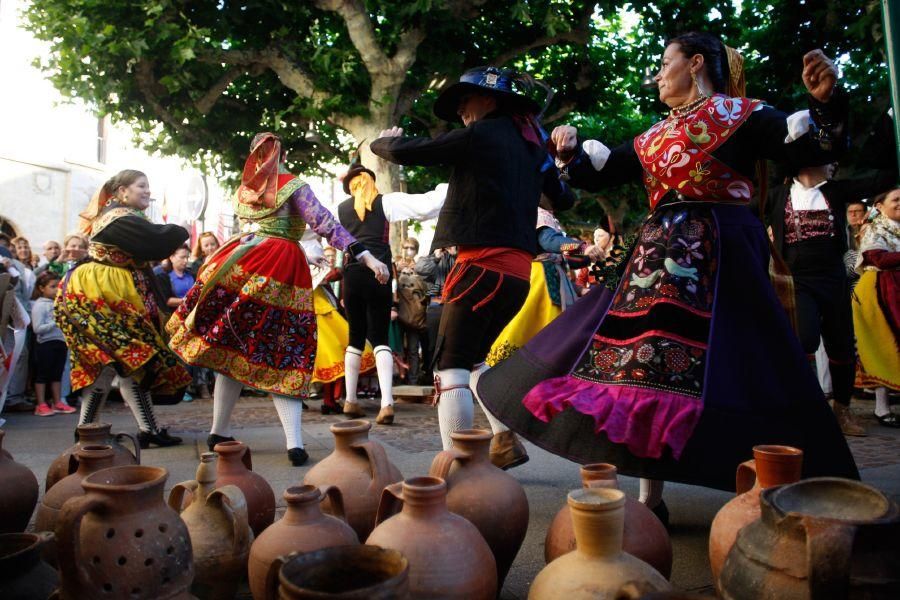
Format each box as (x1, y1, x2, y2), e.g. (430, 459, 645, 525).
(311, 287, 375, 383)
(852, 270, 900, 390)
(57, 262, 190, 393)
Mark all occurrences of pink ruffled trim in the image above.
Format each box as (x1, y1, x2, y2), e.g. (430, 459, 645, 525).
(522, 375, 703, 459)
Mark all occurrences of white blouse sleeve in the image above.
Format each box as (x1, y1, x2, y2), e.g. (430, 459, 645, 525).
(381, 183, 448, 222)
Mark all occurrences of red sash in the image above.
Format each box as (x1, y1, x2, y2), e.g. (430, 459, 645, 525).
(634, 95, 761, 209)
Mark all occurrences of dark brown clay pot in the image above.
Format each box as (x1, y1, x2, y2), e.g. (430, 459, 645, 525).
(214, 440, 275, 537)
(170, 452, 253, 600)
(45, 422, 139, 492)
(35, 444, 116, 566)
(367, 476, 497, 599)
(428, 429, 528, 589)
(303, 420, 402, 540)
(0, 532, 59, 599)
(719, 477, 900, 599)
(0, 429, 39, 533)
(544, 463, 672, 579)
(708, 444, 802, 587)
(267, 545, 409, 599)
(55, 465, 194, 600)
(249, 485, 359, 600)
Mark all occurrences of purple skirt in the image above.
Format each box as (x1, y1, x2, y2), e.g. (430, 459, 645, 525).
(477, 203, 858, 491)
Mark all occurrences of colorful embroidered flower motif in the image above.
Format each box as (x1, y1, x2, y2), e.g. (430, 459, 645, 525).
(636, 344, 655, 363)
(593, 348, 619, 371)
(688, 162, 711, 183)
(663, 347, 691, 373)
(712, 96, 744, 126)
(676, 237, 704, 264)
(634, 245, 655, 271)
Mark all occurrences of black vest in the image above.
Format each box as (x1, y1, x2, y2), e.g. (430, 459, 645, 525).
(337, 194, 392, 265)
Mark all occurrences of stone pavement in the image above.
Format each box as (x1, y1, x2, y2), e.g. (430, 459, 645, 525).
(3, 394, 899, 599)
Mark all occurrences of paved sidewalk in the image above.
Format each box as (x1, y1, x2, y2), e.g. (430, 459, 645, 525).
(3, 395, 899, 599)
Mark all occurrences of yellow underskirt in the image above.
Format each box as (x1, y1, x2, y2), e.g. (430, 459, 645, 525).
(312, 287, 375, 383)
(852, 271, 900, 391)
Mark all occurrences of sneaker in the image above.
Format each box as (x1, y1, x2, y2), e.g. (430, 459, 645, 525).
(34, 404, 55, 417)
(52, 402, 77, 414)
(182, 392, 194, 403)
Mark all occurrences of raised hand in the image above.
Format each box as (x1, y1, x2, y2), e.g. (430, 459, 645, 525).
(377, 126, 404, 139)
(802, 49, 837, 103)
(550, 125, 579, 162)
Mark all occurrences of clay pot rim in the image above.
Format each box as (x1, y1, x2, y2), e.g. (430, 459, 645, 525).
(753, 445, 803, 462)
(200, 451, 217, 462)
(279, 545, 409, 593)
(75, 422, 113, 432)
(0, 532, 52, 560)
(329, 419, 371, 434)
(76, 444, 115, 458)
(580, 463, 618, 479)
(81, 465, 167, 492)
(767, 477, 894, 524)
(401, 476, 447, 501)
(284, 485, 322, 503)
(568, 488, 626, 511)
(213, 440, 246, 453)
(449, 429, 492, 442)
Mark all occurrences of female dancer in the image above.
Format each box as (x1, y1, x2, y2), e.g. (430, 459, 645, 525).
(58, 170, 191, 447)
(476, 34, 859, 517)
(168, 133, 389, 465)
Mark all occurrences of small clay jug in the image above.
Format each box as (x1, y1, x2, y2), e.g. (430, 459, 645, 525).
(0, 429, 39, 533)
(708, 444, 802, 587)
(367, 476, 497, 599)
(428, 429, 528, 588)
(169, 452, 253, 600)
(303, 420, 402, 539)
(529, 488, 671, 599)
(266, 545, 409, 599)
(719, 477, 900, 599)
(544, 463, 672, 578)
(54, 465, 194, 600)
(45, 422, 139, 491)
(250, 485, 359, 600)
(0, 532, 58, 599)
(35, 444, 116, 565)
(214, 440, 276, 536)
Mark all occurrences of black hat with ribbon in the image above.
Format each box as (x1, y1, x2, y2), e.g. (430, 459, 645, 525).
(433, 66, 542, 123)
(341, 142, 376, 195)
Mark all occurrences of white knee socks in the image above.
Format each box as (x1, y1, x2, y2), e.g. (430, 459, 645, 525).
(272, 395, 304, 450)
(639, 478, 665, 508)
(211, 373, 243, 437)
(374, 345, 394, 408)
(436, 368, 474, 450)
(470, 362, 508, 435)
(118, 376, 159, 434)
(344, 347, 362, 404)
(875, 387, 890, 417)
(78, 367, 116, 426)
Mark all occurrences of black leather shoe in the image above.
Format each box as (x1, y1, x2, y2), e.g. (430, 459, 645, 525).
(206, 433, 236, 451)
(321, 403, 341, 415)
(287, 447, 309, 466)
(138, 428, 183, 449)
(650, 500, 670, 530)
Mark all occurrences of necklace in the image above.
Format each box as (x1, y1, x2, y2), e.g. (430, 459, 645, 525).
(669, 95, 709, 119)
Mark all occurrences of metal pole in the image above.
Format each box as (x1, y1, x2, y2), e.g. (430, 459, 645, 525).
(882, 0, 900, 176)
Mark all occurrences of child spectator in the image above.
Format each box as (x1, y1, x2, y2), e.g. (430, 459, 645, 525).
(30, 271, 75, 416)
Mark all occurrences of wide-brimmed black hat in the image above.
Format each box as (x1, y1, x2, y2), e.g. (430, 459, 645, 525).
(433, 66, 542, 123)
(341, 142, 377, 195)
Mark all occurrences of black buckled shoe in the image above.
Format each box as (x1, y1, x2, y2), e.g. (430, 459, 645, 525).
(206, 433, 236, 451)
(650, 500, 670, 530)
(287, 447, 309, 466)
(321, 403, 341, 415)
(138, 428, 183, 449)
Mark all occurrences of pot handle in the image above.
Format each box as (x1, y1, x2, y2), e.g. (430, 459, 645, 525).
(242, 445, 254, 471)
(114, 431, 141, 465)
(265, 554, 288, 600)
(374, 481, 404, 526)
(320, 484, 348, 523)
(354, 440, 398, 495)
(167, 480, 199, 512)
(56, 495, 104, 592)
(428, 448, 466, 480)
(209, 484, 254, 556)
(735, 459, 757, 495)
(803, 516, 855, 598)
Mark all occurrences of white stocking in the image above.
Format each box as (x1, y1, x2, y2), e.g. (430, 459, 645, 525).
(374, 345, 394, 408)
(78, 367, 116, 426)
(344, 347, 362, 404)
(875, 387, 891, 417)
(639, 478, 665, 508)
(211, 373, 243, 437)
(118, 376, 159, 434)
(436, 368, 473, 450)
(272, 395, 304, 450)
(470, 362, 508, 434)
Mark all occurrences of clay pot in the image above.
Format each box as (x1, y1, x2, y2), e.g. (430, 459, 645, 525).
(719, 477, 900, 599)
(45, 422, 139, 491)
(0, 532, 58, 599)
(35, 444, 116, 565)
(249, 485, 359, 600)
(544, 463, 672, 578)
(529, 488, 671, 599)
(55, 465, 194, 600)
(708, 444, 802, 587)
(428, 429, 528, 588)
(169, 452, 253, 600)
(0, 429, 39, 533)
(303, 420, 402, 539)
(367, 476, 497, 599)
(214, 440, 275, 537)
(267, 545, 409, 599)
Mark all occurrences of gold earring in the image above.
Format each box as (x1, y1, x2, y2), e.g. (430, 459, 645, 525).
(692, 72, 707, 98)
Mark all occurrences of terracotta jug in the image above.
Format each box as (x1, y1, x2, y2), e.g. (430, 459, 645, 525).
(35, 444, 116, 565)
(708, 444, 802, 587)
(544, 463, 672, 578)
(267, 545, 409, 599)
(428, 429, 528, 588)
(529, 488, 671, 599)
(169, 452, 253, 600)
(367, 476, 497, 599)
(214, 440, 275, 536)
(55, 465, 194, 600)
(0, 428, 39, 533)
(719, 477, 900, 599)
(303, 420, 402, 539)
(250, 485, 359, 600)
(0, 532, 58, 599)
(45, 422, 139, 491)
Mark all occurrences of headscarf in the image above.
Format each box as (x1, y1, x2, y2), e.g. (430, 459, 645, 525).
(78, 186, 114, 235)
(857, 214, 900, 271)
(350, 171, 379, 221)
(724, 45, 746, 98)
(235, 132, 281, 211)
